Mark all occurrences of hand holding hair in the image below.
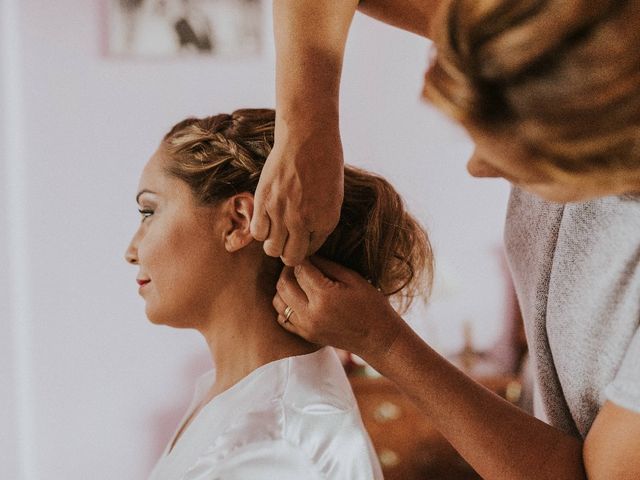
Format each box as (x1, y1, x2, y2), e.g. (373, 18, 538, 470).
(250, 0, 361, 266)
(274, 257, 405, 361)
(250, 129, 344, 266)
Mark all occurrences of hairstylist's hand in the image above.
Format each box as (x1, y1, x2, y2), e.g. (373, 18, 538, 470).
(273, 257, 405, 361)
(251, 126, 344, 266)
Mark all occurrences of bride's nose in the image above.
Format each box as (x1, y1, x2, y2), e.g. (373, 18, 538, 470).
(125, 240, 138, 265)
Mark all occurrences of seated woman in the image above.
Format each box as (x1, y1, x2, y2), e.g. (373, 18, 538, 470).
(125, 108, 433, 480)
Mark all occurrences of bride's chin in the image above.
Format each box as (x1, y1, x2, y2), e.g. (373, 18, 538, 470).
(146, 315, 165, 326)
(145, 304, 169, 326)
(145, 305, 195, 329)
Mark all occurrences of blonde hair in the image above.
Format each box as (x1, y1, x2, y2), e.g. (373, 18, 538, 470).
(161, 109, 434, 313)
(424, 0, 640, 174)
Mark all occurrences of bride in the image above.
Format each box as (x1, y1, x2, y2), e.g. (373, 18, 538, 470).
(125, 108, 433, 479)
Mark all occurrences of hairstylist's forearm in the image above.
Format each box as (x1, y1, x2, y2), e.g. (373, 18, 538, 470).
(365, 324, 587, 480)
(357, 0, 443, 38)
(273, 0, 358, 131)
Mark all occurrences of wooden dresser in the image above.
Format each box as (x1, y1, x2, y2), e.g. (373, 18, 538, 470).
(349, 373, 522, 479)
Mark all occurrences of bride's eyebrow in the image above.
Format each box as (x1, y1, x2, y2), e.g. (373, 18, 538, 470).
(136, 189, 157, 204)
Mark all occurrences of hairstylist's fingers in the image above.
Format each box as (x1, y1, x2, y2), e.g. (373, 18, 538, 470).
(292, 259, 338, 294)
(274, 292, 306, 337)
(272, 291, 288, 315)
(250, 197, 270, 242)
(281, 227, 310, 267)
(277, 313, 304, 336)
(262, 212, 288, 258)
(276, 267, 309, 311)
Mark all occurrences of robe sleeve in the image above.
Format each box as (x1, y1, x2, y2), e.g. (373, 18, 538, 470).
(181, 439, 325, 480)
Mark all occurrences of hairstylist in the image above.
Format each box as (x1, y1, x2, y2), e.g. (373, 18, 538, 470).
(254, 1, 640, 479)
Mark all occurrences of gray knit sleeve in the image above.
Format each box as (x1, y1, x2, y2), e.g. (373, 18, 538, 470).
(605, 325, 640, 413)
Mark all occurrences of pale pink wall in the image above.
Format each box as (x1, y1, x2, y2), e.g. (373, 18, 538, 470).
(0, 153, 21, 479)
(4, 1, 511, 479)
(0, 108, 21, 479)
(1, 1, 23, 477)
(0, 45, 12, 473)
(341, 16, 511, 351)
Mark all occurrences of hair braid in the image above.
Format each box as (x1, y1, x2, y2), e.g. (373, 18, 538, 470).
(162, 111, 270, 202)
(160, 109, 433, 312)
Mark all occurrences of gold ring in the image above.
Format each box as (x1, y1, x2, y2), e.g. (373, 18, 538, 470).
(284, 305, 294, 322)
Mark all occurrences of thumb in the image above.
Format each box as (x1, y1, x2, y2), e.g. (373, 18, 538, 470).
(293, 258, 337, 293)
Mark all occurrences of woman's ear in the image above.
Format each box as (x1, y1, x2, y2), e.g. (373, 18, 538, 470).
(224, 193, 255, 253)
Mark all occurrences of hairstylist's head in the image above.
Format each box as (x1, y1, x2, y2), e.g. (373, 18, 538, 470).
(424, 0, 640, 202)
(126, 109, 433, 327)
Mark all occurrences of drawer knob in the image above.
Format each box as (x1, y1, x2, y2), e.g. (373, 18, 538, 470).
(378, 448, 400, 468)
(505, 380, 522, 404)
(373, 401, 402, 422)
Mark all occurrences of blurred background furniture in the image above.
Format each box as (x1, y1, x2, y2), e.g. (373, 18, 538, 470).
(349, 371, 524, 480)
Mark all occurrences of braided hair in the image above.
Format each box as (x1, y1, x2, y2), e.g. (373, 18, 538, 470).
(163, 110, 272, 202)
(161, 109, 433, 313)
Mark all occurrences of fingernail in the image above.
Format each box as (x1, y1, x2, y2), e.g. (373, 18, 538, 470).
(294, 265, 302, 276)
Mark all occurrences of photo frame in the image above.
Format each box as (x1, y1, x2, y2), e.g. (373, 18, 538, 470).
(104, 0, 263, 58)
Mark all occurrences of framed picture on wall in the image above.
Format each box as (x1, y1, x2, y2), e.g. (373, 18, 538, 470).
(104, 0, 263, 58)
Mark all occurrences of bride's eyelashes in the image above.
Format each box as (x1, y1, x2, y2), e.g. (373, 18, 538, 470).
(138, 208, 154, 221)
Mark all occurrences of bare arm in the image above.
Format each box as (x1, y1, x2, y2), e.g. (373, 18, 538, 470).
(274, 258, 640, 479)
(252, 0, 439, 265)
(251, 0, 359, 265)
(376, 321, 585, 479)
(358, 0, 443, 38)
(273, 0, 357, 126)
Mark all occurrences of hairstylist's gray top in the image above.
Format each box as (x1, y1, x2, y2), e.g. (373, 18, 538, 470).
(504, 187, 640, 438)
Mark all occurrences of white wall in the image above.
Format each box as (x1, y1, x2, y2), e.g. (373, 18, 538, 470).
(2, 1, 511, 479)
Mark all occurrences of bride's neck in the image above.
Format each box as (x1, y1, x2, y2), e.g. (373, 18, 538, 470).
(199, 280, 317, 397)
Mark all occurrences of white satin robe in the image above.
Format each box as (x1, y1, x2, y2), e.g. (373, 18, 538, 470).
(147, 347, 383, 480)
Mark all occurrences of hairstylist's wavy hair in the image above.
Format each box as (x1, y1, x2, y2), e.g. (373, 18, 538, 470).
(161, 109, 433, 313)
(424, 0, 640, 174)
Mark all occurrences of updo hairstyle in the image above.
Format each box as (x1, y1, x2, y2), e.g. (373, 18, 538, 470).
(161, 109, 434, 313)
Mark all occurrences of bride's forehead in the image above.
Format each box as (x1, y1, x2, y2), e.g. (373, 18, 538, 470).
(138, 148, 170, 187)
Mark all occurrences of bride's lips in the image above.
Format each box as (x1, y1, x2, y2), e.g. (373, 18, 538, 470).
(137, 279, 151, 289)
